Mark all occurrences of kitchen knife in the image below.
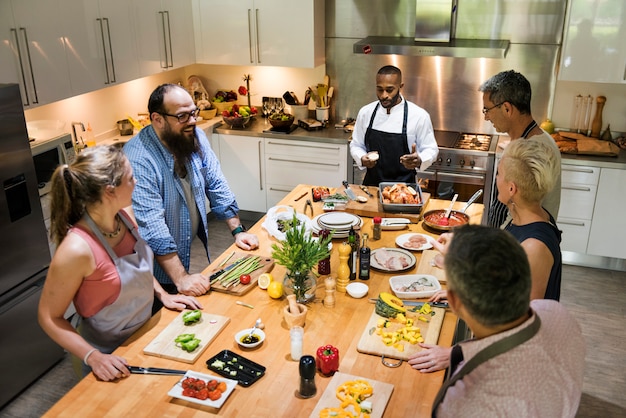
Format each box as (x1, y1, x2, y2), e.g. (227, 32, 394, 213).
(342, 181, 357, 200)
(209, 257, 247, 281)
(368, 298, 448, 308)
(128, 366, 186, 375)
(359, 185, 373, 197)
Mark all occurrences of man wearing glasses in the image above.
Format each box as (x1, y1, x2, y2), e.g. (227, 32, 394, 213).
(124, 84, 259, 303)
(479, 70, 562, 228)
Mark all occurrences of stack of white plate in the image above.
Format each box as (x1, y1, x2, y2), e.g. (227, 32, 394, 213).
(311, 212, 363, 238)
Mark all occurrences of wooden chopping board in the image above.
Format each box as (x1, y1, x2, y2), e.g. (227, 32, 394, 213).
(342, 185, 431, 222)
(415, 250, 447, 283)
(357, 306, 445, 361)
(309, 372, 394, 418)
(201, 251, 274, 296)
(143, 311, 229, 364)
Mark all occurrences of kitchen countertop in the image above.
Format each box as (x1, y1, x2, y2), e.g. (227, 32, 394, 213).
(43, 184, 484, 418)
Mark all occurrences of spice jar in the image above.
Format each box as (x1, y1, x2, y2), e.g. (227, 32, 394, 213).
(372, 217, 382, 240)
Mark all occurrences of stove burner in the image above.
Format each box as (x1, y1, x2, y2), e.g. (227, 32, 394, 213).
(454, 134, 493, 151)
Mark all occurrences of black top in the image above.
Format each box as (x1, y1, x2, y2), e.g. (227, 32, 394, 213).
(505, 213, 562, 301)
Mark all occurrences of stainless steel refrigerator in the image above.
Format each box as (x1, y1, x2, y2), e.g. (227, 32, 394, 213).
(0, 84, 64, 407)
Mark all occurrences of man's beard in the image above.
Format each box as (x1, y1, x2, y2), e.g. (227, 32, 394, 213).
(380, 91, 401, 110)
(161, 125, 199, 178)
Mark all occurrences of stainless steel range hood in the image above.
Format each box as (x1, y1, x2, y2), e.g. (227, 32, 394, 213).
(353, 0, 510, 59)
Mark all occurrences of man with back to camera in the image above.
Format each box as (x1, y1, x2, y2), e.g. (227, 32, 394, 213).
(431, 225, 585, 417)
(480, 70, 562, 228)
(350, 65, 439, 186)
(124, 84, 259, 301)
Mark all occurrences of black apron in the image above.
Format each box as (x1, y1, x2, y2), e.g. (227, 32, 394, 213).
(363, 101, 415, 186)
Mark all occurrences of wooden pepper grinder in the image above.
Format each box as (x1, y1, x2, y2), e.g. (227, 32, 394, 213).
(323, 276, 336, 308)
(590, 95, 606, 138)
(336, 243, 351, 293)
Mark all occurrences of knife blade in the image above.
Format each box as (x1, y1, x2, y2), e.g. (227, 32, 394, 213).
(342, 181, 356, 200)
(367, 298, 448, 308)
(209, 257, 247, 281)
(128, 366, 187, 375)
(359, 185, 373, 197)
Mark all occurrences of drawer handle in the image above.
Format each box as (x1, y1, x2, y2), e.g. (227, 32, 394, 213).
(562, 185, 592, 192)
(268, 157, 340, 167)
(269, 187, 292, 192)
(266, 141, 340, 151)
(557, 220, 586, 227)
(562, 167, 595, 174)
(258, 140, 263, 190)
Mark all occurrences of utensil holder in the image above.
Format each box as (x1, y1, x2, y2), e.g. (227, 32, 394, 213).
(316, 106, 330, 122)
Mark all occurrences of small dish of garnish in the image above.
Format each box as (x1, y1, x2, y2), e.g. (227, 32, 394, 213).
(235, 328, 266, 348)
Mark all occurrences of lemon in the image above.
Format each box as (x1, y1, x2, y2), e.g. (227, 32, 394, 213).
(267, 281, 283, 299)
(258, 273, 273, 289)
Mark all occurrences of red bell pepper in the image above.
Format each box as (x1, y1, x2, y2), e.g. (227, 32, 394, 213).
(316, 344, 340, 375)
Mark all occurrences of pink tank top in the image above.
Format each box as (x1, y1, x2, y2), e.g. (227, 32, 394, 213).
(71, 212, 138, 317)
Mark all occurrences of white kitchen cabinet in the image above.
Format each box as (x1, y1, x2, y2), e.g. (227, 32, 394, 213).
(559, 0, 626, 83)
(194, 0, 324, 68)
(587, 168, 626, 259)
(60, 0, 140, 96)
(556, 164, 599, 253)
(132, 0, 196, 76)
(0, 0, 72, 107)
(265, 138, 347, 207)
(217, 134, 266, 213)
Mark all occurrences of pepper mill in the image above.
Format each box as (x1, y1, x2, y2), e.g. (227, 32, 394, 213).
(297, 355, 317, 398)
(336, 243, 351, 293)
(323, 276, 336, 307)
(590, 95, 606, 138)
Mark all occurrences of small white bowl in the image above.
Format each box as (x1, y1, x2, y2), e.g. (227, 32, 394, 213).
(234, 328, 266, 348)
(389, 274, 441, 299)
(346, 282, 369, 299)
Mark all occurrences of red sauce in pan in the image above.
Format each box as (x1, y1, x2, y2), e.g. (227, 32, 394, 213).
(424, 211, 468, 227)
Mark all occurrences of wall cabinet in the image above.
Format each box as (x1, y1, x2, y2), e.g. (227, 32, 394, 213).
(194, 0, 324, 68)
(559, 0, 626, 83)
(557, 164, 599, 253)
(0, 0, 72, 107)
(132, 0, 196, 76)
(217, 134, 266, 213)
(587, 168, 626, 259)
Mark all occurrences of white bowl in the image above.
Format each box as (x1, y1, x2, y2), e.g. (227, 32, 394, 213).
(346, 282, 369, 299)
(389, 274, 441, 299)
(234, 328, 266, 348)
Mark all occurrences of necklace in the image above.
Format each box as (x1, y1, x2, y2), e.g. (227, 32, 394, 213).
(521, 120, 538, 139)
(99, 215, 122, 239)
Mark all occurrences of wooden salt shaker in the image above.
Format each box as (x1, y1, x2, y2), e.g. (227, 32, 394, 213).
(323, 276, 336, 308)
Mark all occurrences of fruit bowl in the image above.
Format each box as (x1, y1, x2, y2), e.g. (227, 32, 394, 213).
(222, 115, 251, 128)
(212, 101, 236, 114)
(269, 113, 295, 130)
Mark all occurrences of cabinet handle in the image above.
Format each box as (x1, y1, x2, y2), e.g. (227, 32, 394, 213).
(10, 28, 31, 105)
(562, 167, 595, 174)
(165, 11, 173, 67)
(269, 187, 293, 192)
(103, 18, 116, 82)
(255, 9, 261, 63)
(247, 9, 254, 63)
(557, 219, 586, 227)
(562, 185, 592, 192)
(266, 141, 341, 151)
(159, 11, 173, 68)
(19, 28, 39, 104)
(97, 18, 110, 84)
(258, 140, 263, 190)
(268, 157, 340, 167)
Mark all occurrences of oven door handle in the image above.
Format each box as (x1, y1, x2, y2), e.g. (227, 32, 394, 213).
(436, 171, 485, 186)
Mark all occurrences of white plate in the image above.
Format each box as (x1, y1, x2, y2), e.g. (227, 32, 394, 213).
(167, 370, 237, 408)
(395, 233, 434, 251)
(311, 214, 363, 238)
(380, 218, 411, 231)
(318, 212, 360, 228)
(389, 274, 441, 298)
(370, 248, 416, 272)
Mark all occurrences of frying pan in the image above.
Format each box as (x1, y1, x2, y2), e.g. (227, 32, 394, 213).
(421, 189, 482, 232)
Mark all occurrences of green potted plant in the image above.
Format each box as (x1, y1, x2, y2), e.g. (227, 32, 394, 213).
(271, 213, 333, 303)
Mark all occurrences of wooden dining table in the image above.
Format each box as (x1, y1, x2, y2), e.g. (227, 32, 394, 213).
(43, 184, 483, 418)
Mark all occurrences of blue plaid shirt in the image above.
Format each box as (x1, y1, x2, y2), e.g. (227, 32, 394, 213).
(123, 125, 238, 285)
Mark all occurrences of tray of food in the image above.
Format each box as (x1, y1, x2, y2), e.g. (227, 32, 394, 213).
(379, 182, 424, 213)
(206, 349, 266, 387)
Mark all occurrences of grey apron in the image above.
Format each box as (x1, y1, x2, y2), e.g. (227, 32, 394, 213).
(363, 100, 414, 186)
(77, 212, 154, 374)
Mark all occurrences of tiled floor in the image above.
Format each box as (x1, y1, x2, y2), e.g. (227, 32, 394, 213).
(1, 215, 625, 417)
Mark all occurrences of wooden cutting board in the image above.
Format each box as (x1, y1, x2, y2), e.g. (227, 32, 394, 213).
(342, 185, 431, 222)
(415, 250, 447, 283)
(309, 372, 394, 418)
(201, 251, 275, 296)
(143, 311, 230, 364)
(357, 306, 445, 361)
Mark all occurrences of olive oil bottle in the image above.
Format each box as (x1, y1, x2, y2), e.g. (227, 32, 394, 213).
(359, 234, 370, 280)
(348, 227, 359, 280)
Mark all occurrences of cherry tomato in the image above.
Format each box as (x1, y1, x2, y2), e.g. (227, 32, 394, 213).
(208, 389, 222, 401)
(239, 274, 251, 285)
(196, 388, 209, 400)
(207, 379, 218, 391)
(216, 381, 227, 393)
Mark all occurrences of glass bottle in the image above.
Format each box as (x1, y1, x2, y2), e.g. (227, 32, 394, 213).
(317, 229, 331, 275)
(359, 234, 370, 280)
(348, 227, 359, 280)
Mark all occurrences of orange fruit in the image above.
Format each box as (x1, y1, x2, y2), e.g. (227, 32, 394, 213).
(258, 273, 273, 290)
(267, 281, 283, 299)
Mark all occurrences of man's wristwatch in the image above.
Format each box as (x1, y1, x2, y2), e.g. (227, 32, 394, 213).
(231, 225, 246, 236)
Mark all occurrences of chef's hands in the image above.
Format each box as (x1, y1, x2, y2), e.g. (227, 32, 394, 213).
(86, 351, 131, 382)
(433, 232, 454, 256)
(361, 154, 378, 168)
(408, 344, 451, 373)
(177, 273, 211, 296)
(400, 144, 421, 170)
(235, 232, 259, 251)
(161, 293, 203, 311)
